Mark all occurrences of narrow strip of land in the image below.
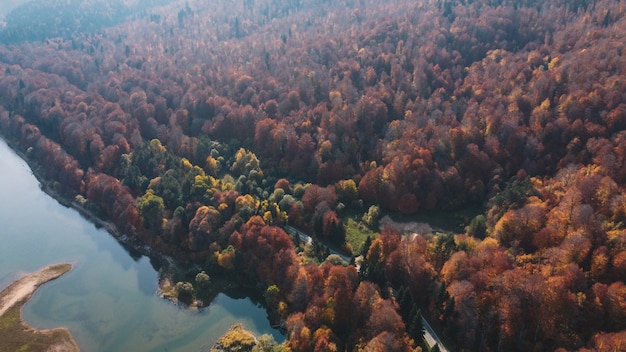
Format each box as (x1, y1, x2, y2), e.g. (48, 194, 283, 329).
(0, 263, 79, 352)
(0, 264, 72, 316)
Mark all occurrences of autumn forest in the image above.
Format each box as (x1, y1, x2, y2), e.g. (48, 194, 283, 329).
(1, 0, 626, 350)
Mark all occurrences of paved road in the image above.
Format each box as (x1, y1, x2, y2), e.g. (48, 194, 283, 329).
(284, 225, 352, 263)
(422, 316, 449, 352)
(285, 226, 448, 351)
(284, 225, 312, 245)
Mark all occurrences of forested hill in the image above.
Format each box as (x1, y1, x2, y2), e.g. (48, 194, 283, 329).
(1, 0, 626, 350)
(0, 0, 175, 43)
(0, 0, 29, 19)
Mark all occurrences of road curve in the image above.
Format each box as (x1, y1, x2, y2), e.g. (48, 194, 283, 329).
(284, 225, 352, 263)
(285, 225, 448, 351)
(422, 316, 449, 352)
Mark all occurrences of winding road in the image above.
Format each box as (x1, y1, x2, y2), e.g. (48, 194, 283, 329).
(422, 316, 449, 352)
(284, 225, 449, 351)
(284, 225, 352, 263)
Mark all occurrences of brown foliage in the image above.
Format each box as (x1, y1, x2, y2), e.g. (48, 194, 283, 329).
(302, 185, 337, 215)
(2, 0, 626, 350)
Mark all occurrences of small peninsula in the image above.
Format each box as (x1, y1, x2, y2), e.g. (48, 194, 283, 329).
(0, 263, 79, 352)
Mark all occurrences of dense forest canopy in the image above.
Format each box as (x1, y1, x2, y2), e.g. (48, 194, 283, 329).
(0, 0, 176, 43)
(0, 0, 30, 19)
(1, 0, 626, 350)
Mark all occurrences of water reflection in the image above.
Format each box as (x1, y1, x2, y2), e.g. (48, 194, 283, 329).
(0, 139, 283, 351)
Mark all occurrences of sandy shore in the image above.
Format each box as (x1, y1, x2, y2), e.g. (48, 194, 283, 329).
(0, 264, 72, 316)
(0, 263, 79, 352)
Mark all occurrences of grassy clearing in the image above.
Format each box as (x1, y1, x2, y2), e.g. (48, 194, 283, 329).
(0, 305, 77, 352)
(386, 205, 484, 233)
(0, 303, 20, 329)
(343, 205, 483, 257)
(345, 217, 378, 256)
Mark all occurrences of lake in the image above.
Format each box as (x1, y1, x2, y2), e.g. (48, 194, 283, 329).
(0, 138, 282, 351)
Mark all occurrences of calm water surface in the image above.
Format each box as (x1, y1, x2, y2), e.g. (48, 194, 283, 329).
(0, 139, 282, 351)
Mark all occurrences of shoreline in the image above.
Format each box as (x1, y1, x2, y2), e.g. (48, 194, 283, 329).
(1, 137, 273, 308)
(2, 136, 283, 335)
(1, 136, 176, 268)
(0, 263, 79, 352)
